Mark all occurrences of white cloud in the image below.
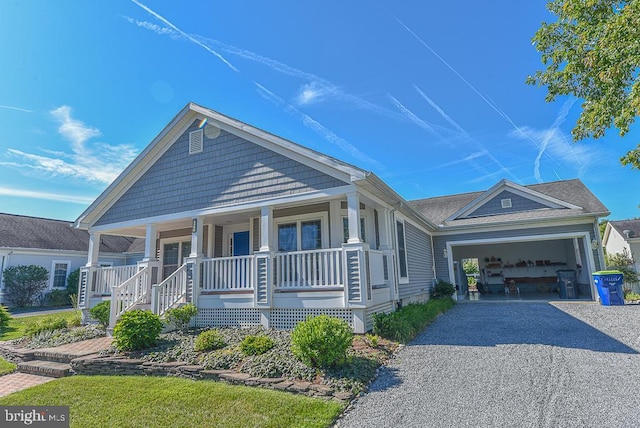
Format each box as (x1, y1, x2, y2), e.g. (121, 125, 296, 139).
(3, 106, 138, 185)
(0, 186, 95, 205)
(0, 105, 33, 113)
(123, 16, 180, 39)
(387, 94, 440, 137)
(296, 82, 333, 106)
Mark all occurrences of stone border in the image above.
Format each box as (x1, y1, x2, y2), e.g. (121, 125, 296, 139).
(70, 353, 353, 403)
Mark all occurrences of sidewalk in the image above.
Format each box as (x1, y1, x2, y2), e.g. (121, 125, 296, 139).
(9, 307, 75, 318)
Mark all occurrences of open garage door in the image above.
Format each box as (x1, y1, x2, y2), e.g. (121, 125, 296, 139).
(446, 232, 597, 301)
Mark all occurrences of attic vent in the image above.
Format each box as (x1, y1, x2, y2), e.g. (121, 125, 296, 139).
(501, 198, 512, 209)
(189, 129, 203, 154)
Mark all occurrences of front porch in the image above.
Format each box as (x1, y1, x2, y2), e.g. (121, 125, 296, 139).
(77, 192, 402, 334)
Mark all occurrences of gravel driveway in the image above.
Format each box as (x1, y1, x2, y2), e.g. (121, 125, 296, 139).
(336, 302, 640, 428)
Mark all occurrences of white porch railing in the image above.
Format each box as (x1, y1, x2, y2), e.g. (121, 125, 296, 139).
(275, 248, 344, 289)
(202, 256, 254, 291)
(109, 267, 149, 327)
(152, 264, 188, 317)
(94, 265, 138, 295)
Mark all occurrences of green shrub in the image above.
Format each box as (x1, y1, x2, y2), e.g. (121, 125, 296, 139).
(2, 265, 49, 307)
(113, 310, 163, 351)
(431, 280, 456, 299)
(291, 315, 353, 368)
(44, 289, 70, 307)
(89, 301, 111, 328)
(68, 310, 82, 327)
(66, 269, 80, 297)
(624, 291, 640, 300)
(0, 305, 11, 330)
(194, 329, 226, 352)
(373, 299, 455, 344)
(25, 316, 68, 337)
(364, 333, 379, 347)
(165, 303, 198, 332)
(240, 335, 275, 356)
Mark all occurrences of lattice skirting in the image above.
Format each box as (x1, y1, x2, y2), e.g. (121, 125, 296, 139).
(270, 308, 353, 330)
(196, 308, 261, 328)
(365, 302, 395, 332)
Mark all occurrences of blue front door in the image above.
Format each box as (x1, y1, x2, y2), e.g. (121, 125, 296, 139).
(233, 231, 250, 256)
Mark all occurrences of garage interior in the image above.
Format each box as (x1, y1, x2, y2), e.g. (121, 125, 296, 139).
(451, 237, 594, 301)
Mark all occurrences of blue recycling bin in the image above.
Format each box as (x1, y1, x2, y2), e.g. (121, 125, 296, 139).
(592, 271, 625, 306)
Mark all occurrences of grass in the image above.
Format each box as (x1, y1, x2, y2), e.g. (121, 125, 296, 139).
(0, 375, 344, 428)
(0, 357, 16, 375)
(0, 311, 79, 341)
(373, 298, 456, 343)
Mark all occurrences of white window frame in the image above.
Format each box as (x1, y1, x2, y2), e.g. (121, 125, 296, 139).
(50, 260, 71, 289)
(158, 237, 192, 279)
(394, 217, 410, 284)
(501, 198, 512, 209)
(275, 212, 329, 252)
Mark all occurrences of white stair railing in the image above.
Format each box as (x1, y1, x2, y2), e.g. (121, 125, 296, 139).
(151, 264, 188, 318)
(109, 267, 149, 328)
(94, 265, 138, 295)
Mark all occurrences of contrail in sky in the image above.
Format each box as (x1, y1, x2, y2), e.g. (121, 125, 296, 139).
(130, 0, 238, 72)
(0, 105, 33, 113)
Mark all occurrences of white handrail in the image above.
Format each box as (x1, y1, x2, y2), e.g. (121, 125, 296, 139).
(202, 256, 253, 291)
(109, 267, 149, 327)
(152, 264, 188, 317)
(94, 265, 138, 295)
(275, 248, 343, 288)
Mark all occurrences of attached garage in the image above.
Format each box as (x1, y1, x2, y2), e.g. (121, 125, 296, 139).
(410, 179, 609, 301)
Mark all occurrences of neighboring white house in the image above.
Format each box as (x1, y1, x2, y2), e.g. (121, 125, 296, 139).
(603, 219, 640, 288)
(73, 103, 610, 332)
(0, 213, 143, 305)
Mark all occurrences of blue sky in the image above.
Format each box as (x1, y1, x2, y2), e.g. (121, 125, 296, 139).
(1, 1, 638, 223)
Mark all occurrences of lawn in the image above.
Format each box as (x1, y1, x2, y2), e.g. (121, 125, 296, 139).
(0, 375, 344, 428)
(0, 357, 16, 375)
(0, 311, 78, 341)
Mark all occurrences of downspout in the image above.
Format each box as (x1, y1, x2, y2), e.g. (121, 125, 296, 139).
(0, 250, 13, 303)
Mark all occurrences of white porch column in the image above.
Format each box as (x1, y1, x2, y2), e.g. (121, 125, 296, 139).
(86, 232, 101, 267)
(260, 206, 273, 252)
(329, 200, 343, 248)
(143, 224, 158, 262)
(346, 192, 361, 244)
(377, 209, 393, 251)
(190, 216, 204, 257)
(207, 223, 214, 258)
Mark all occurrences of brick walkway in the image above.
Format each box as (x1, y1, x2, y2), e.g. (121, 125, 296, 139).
(0, 337, 113, 397)
(0, 373, 55, 397)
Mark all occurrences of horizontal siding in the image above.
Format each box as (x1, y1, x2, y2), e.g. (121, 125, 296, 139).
(433, 223, 600, 281)
(399, 221, 434, 300)
(95, 122, 347, 226)
(274, 203, 329, 218)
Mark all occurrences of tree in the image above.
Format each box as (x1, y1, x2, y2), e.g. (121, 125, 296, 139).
(606, 248, 639, 286)
(527, 0, 640, 169)
(2, 265, 50, 307)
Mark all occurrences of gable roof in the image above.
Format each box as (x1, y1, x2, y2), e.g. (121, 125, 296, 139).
(75, 103, 369, 230)
(608, 219, 640, 241)
(0, 213, 140, 253)
(410, 179, 609, 229)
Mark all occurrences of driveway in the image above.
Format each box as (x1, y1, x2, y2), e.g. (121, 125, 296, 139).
(337, 302, 640, 428)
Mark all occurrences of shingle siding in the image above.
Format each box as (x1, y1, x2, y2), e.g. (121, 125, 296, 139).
(466, 190, 551, 218)
(95, 121, 347, 226)
(399, 221, 434, 300)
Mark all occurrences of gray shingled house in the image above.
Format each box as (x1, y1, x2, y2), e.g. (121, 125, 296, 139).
(74, 103, 609, 332)
(603, 219, 640, 291)
(0, 213, 143, 305)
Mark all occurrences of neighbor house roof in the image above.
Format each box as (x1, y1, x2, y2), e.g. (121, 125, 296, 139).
(0, 213, 141, 253)
(608, 219, 640, 241)
(409, 179, 609, 229)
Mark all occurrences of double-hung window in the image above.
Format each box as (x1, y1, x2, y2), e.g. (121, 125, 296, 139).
(395, 220, 408, 281)
(51, 261, 70, 288)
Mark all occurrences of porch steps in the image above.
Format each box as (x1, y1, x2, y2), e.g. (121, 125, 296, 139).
(17, 360, 71, 378)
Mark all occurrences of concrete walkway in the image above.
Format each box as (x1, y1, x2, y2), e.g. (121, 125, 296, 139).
(337, 302, 640, 428)
(9, 307, 75, 318)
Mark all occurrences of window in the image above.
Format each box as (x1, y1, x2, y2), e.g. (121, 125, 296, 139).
(277, 216, 325, 252)
(396, 220, 408, 279)
(51, 261, 70, 288)
(342, 217, 366, 243)
(501, 198, 512, 209)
